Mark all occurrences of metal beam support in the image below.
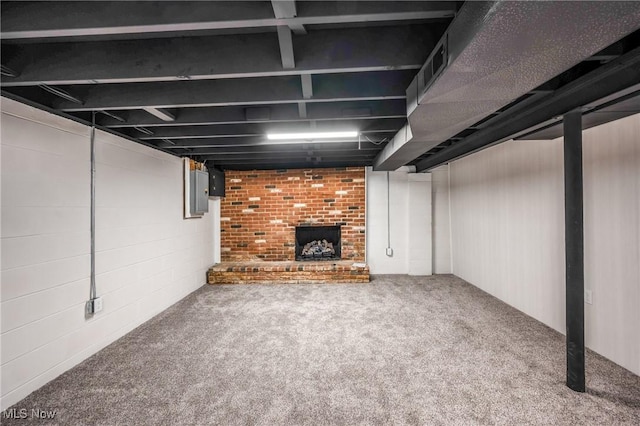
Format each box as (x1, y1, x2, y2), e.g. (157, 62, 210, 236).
(36, 70, 412, 112)
(563, 110, 585, 393)
(0, 1, 456, 40)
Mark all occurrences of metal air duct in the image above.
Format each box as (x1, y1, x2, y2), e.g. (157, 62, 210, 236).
(374, 1, 640, 170)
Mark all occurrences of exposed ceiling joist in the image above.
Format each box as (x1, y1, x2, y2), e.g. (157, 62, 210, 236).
(33, 71, 413, 112)
(0, 1, 456, 40)
(301, 74, 313, 99)
(197, 151, 378, 162)
(202, 157, 374, 166)
(4, 1, 638, 173)
(272, 0, 307, 35)
(298, 103, 307, 118)
(185, 143, 382, 155)
(97, 100, 406, 128)
(133, 117, 405, 140)
(142, 107, 175, 122)
(155, 135, 390, 149)
(0, 26, 436, 87)
(206, 162, 373, 171)
(276, 26, 295, 69)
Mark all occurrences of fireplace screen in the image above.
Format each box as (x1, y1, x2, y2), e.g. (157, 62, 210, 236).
(295, 225, 341, 261)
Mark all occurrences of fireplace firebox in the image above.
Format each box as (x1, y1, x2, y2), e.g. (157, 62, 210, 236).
(295, 225, 341, 261)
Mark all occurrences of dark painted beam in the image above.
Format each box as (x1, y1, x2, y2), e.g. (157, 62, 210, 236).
(415, 46, 640, 172)
(158, 136, 385, 149)
(585, 42, 626, 62)
(29, 70, 413, 112)
(0, 1, 455, 40)
(272, 0, 303, 60)
(298, 103, 308, 118)
(209, 160, 373, 171)
(1, 26, 435, 87)
(143, 107, 175, 122)
(206, 156, 374, 166)
(271, 0, 306, 34)
(301, 74, 313, 99)
(156, 133, 393, 148)
(516, 90, 640, 140)
(133, 117, 405, 140)
(187, 145, 382, 156)
(197, 151, 377, 162)
(97, 100, 406, 128)
(563, 110, 585, 393)
(276, 26, 296, 69)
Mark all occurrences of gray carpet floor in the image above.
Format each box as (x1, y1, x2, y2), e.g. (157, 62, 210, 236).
(3, 275, 640, 425)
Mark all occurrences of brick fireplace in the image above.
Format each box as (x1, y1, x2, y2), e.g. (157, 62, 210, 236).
(220, 167, 365, 262)
(209, 167, 368, 284)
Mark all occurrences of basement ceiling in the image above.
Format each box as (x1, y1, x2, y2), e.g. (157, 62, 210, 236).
(2, 1, 639, 172)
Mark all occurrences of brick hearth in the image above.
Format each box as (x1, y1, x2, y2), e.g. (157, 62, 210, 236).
(208, 260, 369, 284)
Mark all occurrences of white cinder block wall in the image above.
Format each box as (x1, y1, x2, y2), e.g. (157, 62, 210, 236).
(366, 167, 432, 275)
(0, 98, 216, 410)
(447, 114, 640, 375)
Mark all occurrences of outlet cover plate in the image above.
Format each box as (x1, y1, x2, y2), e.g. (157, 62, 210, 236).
(86, 297, 103, 314)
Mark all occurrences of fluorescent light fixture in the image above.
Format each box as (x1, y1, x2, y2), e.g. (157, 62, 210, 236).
(267, 131, 358, 140)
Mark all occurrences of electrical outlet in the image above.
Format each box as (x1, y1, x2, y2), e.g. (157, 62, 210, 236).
(584, 290, 592, 305)
(86, 297, 103, 315)
(386, 247, 394, 257)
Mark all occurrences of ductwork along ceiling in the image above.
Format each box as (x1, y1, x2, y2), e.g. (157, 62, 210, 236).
(2, 1, 640, 171)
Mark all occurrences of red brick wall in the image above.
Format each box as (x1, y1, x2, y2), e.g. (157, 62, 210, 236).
(220, 167, 365, 261)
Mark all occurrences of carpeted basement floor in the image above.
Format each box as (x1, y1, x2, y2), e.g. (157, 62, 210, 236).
(4, 275, 640, 425)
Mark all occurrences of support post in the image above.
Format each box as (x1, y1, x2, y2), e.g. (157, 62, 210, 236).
(563, 110, 585, 392)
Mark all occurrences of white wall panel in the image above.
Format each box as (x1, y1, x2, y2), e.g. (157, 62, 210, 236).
(366, 167, 432, 275)
(431, 165, 452, 274)
(448, 113, 639, 374)
(0, 97, 215, 409)
(408, 174, 432, 275)
(582, 115, 640, 375)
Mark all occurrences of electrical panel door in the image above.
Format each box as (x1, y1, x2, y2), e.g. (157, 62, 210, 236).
(190, 170, 209, 215)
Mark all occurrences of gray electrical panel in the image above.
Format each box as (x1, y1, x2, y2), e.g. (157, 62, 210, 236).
(190, 170, 209, 215)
